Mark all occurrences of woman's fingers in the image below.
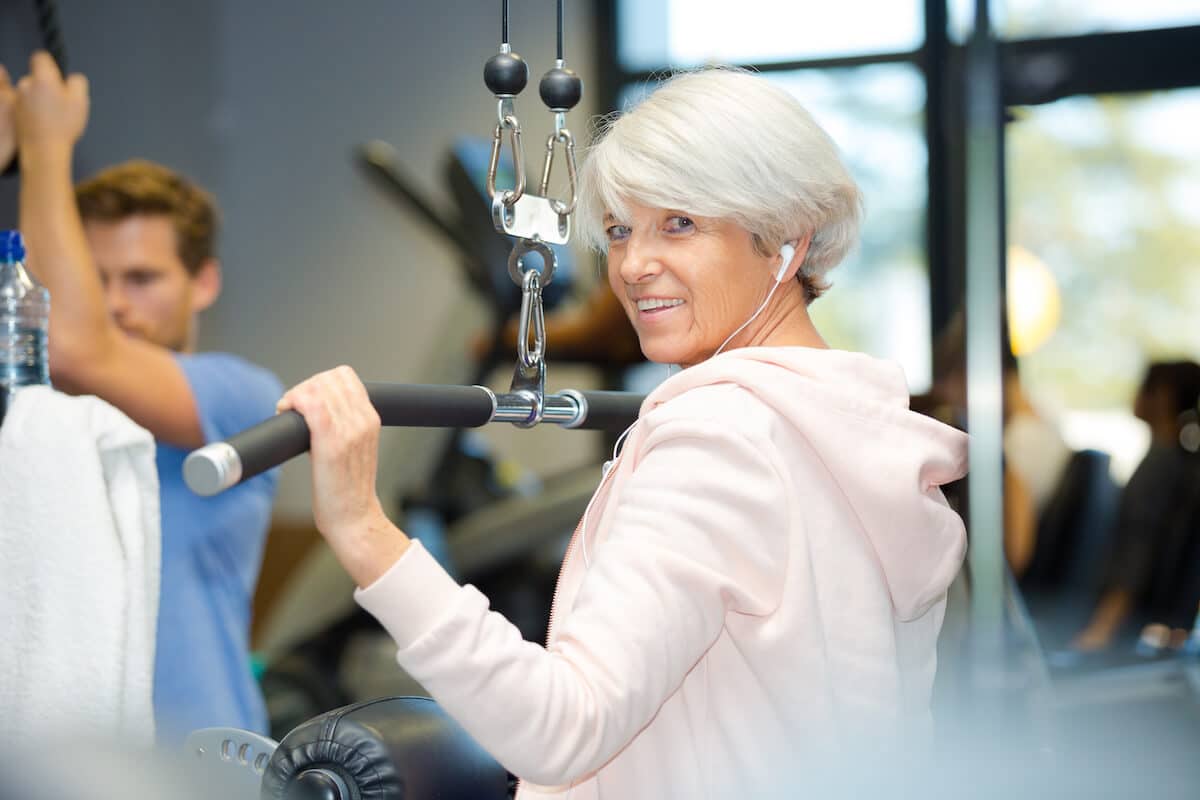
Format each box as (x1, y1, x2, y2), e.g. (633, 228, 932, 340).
(276, 366, 408, 587)
(278, 367, 383, 530)
(278, 366, 377, 432)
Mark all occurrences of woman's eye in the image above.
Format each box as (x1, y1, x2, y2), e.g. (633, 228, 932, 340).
(666, 216, 695, 232)
(605, 224, 631, 242)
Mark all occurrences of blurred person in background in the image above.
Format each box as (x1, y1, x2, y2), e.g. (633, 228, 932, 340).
(1072, 360, 1200, 652)
(1, 53, 281, 743)
(927, 312, 1072, 576)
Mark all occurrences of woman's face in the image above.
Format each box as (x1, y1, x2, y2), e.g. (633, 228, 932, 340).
(604, 202, 777, 368)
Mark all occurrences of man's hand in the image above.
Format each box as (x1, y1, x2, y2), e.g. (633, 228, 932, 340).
(13, 51, 89, 160)
(0, 65, 16, 171)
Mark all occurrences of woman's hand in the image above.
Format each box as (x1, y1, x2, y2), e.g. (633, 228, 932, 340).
(277, 365, 410, 588)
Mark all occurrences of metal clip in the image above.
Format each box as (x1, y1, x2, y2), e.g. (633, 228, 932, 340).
(539, 121, 577, 217)
(508, 265, 547, 425)
(506, 235, 557, 287)
(487, 107, 526, 207)
(516, 267, 546, 372)
(492, 192, 571, 244)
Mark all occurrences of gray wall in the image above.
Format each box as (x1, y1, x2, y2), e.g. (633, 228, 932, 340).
(0, 1, 223, 227)
(3, 0, 603, 520)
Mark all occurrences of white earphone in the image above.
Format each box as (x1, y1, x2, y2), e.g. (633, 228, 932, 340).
(775, 241, 796, 283)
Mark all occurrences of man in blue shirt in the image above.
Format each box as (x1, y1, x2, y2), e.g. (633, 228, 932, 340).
(2, 53, 280, 743)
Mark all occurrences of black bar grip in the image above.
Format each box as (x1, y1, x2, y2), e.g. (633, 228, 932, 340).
(575, 390, 643, 432)
(372, 382, 497, 427)
(230, 409, 309, 486)
(185, 383, 496, 496)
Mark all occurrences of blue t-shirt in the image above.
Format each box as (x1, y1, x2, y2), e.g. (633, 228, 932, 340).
(153, 352, 282, 745)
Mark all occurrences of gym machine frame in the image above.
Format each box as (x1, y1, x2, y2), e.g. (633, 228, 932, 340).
(187, 4, 633, 798)
(184, 0, 640, 499)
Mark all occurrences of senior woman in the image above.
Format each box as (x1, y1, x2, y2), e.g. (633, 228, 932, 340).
(279, 68, 968, 799)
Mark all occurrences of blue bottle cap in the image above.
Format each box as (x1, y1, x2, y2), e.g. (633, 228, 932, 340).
(0, 230, 25, 262)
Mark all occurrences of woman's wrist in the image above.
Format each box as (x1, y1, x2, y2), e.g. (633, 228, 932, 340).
(333, 503, 413, 589)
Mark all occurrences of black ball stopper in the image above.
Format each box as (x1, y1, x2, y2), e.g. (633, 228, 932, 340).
(484, 51, 529, 97)
(539, 66, 583, 111)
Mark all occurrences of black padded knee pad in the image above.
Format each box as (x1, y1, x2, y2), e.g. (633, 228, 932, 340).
(260, 696, 509, 800)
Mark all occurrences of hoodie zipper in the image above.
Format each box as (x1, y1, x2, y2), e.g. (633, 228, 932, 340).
(545, 455, 621, 646)
(516, 458, 621, 799)
(545, 514, 586, 649)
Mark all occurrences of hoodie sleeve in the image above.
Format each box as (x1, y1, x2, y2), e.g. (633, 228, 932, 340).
(354, 415, 789, 786)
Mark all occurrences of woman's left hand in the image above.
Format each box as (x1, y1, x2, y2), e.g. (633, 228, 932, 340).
(277, 365, 409, 587)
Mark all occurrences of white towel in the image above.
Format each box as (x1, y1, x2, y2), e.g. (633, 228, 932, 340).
(0, 385, 160, 748)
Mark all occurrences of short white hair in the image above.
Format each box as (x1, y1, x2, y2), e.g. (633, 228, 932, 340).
(577, 67, 863, 300)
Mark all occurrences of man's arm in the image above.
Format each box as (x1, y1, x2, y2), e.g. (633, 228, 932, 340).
(0, 65, 16, 171)
(14, 52, 204, 448)
(1004, 465, 1037, 577)
(1072, 589, 1133, 651)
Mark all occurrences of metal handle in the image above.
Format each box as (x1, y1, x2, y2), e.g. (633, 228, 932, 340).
(184, 385, 643, 496)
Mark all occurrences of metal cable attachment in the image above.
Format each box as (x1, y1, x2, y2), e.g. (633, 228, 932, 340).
(506, 388, 545, 428)
(507, 248, 552, 423)
(539, 123, 578, 217)
(506, 235, 557, 287)
(487, 109, 526, 208)
(516, 267, 546, 371)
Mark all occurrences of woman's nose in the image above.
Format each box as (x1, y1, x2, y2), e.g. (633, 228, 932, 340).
(618, 232, 664, 285)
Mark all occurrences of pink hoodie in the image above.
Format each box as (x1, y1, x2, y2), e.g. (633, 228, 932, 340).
(356, 347, 969, 799)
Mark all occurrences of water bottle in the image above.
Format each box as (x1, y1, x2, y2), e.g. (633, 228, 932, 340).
(0, 230, 51, 423)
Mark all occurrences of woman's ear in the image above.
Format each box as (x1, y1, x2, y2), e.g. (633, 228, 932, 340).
(776, 232, 813, 283)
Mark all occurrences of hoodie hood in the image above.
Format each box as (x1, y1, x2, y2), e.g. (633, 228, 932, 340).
(641, 347, 969, 621)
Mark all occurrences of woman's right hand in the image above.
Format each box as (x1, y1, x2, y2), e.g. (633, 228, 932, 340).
(277, 365, 410, 588)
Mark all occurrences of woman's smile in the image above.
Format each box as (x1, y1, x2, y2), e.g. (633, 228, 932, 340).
(634, 296, 687, 322)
